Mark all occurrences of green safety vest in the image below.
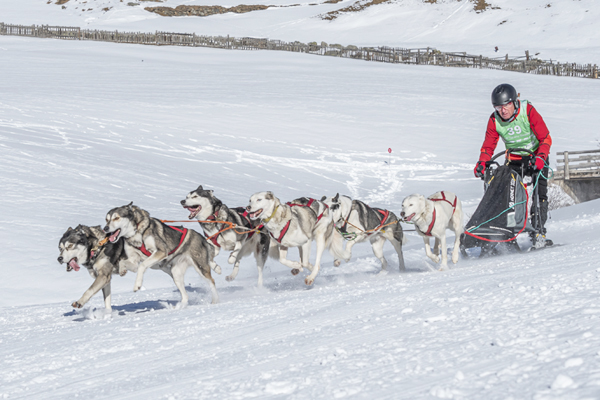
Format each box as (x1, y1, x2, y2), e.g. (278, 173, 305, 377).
(495, 100, 539, 156)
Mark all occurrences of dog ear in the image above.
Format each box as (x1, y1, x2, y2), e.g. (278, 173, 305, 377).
(265, 192, 274, 200)
(321, 195, 327, 201)
(75, 225, 94, 242)
(197, 185, 204, 191)
(333, 193, 339, 202)
(89, 225, 105, 239)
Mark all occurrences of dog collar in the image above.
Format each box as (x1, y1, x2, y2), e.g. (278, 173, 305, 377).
(262, 205, 279, 223)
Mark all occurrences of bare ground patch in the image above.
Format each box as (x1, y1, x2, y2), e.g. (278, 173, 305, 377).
(145, 4, 270, 17)
(322, 0, 500, 20)
(321, 0, 392, 20)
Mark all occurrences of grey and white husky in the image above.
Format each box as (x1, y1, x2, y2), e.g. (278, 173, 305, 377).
(181, 185, 277, 287)
(322, 194, 406, 272)
(246, 192, 345, 286)
(104, 202, 220, 305)
(58, 224, 132, 311)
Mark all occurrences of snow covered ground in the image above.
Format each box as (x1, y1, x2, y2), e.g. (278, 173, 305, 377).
(1, 0, 600, 398)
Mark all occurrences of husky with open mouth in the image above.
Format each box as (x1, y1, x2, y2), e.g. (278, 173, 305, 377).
(58, 224, 134, 311)
(246, 192, 345, 286)
(401, 191, 464, 270)
(104, 202, 220, 305)
(181, 185, 278, 287)
(322, 194, 406, 272)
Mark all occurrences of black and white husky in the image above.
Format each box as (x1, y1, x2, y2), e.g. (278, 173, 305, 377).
(57, 224, 132, 311)
(104, 203, 220, 305)
(401, 191, 464, 270)
(181, 185, 277, 287)
(322, 194, 406, 272)
(246, 191, 345, 286)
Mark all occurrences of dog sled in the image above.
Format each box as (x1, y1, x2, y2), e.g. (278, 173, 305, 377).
(460, 148, 553, 258)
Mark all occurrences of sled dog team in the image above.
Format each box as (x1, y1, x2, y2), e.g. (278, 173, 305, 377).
(57, 186, 464, 311)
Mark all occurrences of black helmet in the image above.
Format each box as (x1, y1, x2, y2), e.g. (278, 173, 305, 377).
(491, 83, 518, 107)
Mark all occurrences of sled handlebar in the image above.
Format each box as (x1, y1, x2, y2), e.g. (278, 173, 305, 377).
(478, 149, 537, 181)
(488, 148, 536, 164)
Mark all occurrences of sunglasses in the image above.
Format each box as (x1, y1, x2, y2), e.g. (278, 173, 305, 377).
(494, 103, 513, 111)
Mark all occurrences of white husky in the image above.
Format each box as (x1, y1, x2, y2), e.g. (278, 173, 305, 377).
(246, 192, 345, 286)
(401, 191, 464, 270)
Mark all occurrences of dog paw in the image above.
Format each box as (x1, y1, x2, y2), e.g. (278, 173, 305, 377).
(333, 259, 341, 267)
(225, 274, 235, 282)
(291, 268, 300, 276)
(438, 265, 449, 271)
(119, 268, 127, 277)
(71, 301, 83, 309)
(228, 254, 237, 264)
(133, 284, 141, 292)
(305, 277, 314, 286)
(213, 265, 222, 275)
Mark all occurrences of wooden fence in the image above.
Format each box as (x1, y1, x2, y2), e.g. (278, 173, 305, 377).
(554, 149, 600, 180)
(1, 22, 597, 79)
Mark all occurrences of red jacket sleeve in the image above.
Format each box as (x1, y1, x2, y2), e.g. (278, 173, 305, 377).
(478, 113, 499, 163)
(527, 103, 552, 160)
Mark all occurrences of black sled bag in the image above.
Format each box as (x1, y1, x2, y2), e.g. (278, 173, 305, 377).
(461, 165, 532, 248)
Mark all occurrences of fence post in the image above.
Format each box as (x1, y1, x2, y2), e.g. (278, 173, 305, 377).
(564, 151, 570, 180)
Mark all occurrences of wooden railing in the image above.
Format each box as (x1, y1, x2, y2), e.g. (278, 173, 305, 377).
(554, 149, 600, 180)
(1, 22, 598, 79)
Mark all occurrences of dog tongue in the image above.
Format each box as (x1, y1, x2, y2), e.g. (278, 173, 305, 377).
(109, 229, 120, 243)
(69, 259, 80, 272)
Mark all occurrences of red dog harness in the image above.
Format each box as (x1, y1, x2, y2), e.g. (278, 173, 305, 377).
(240, 210, 263, 240)
(368, 209, 390, 235)
(137, 226, 188, 256)
(421, 192, 457, 237)
(270, 199, 328, 244)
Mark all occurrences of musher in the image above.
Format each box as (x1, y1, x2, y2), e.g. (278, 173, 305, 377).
(473, 83, 553, 244)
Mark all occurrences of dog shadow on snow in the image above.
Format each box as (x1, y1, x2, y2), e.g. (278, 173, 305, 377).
(64, 252, 444, 321)
(64, 284, 244, 321)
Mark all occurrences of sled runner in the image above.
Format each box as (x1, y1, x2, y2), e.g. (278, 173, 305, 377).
(460, 148, 552, 258)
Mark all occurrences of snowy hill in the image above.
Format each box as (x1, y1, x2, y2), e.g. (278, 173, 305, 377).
(3, 0, 600, 63)
(1, 0, 600, 398)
